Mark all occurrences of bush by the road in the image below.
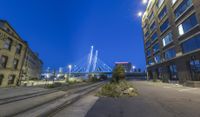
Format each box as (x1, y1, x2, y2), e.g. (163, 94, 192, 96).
(96, 81, 138, 97)
(111, 65, 125, 83)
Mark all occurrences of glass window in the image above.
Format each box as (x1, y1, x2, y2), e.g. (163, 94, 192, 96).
(145, 40, 151, 48)
(150, 22, 156, 31)
(172, 0, 177, 5)
(0, 74, 3, 86)
(148, 12, 154, 21)
(190, 59, 200, 81)
(169, 64, 178, 80)
(152, 43, 160, 53)
(157, 0, 164, 8)
(174, 0, 192, 18)
(3, 38, 12, 50)
(146, 49, 151, 57)
(16, 44, 22, 54)
(158, 6, 167, 20)
(0, 55, 8, 68)
(162, 32, 173, 47)
(147, 59, 154, 65)
(154, 54, 161, 63)
(160, 19, 170, 33)
(8, 75, 15, 85)
(145, 31, 149, 37)
(164, 48, 176, 60)
(190, 60, 200, 73)
(178, 14, 198, 36)
(181, 34, 200, 53)
(13, 59, 19, 69)
(151, 32, 158, 41)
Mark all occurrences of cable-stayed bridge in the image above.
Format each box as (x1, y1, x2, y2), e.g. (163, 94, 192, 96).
(70, 46, 112, 75)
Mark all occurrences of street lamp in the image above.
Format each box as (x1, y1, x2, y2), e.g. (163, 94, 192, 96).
(132, 66, 136, 72)
(138, 11, 143, 17)
(67, 65, 72, 82)
(142, 0, 148, 4)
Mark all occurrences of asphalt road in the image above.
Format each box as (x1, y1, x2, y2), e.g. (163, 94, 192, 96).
(86, 81, 200, 117)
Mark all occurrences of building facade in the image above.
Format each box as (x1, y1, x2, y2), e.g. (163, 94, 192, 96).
(0, 20, 27, 87)
(142, 0, 200, 84)
(115, 62, 132, 73)
(21, 48, 43, 81)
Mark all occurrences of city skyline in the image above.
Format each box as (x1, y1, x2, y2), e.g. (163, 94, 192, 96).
(0, 0, 146, 69)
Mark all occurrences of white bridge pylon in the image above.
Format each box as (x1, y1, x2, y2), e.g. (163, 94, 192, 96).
(72, 46, 112, 73)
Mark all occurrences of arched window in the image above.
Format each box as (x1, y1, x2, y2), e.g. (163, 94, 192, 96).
(0, 74, 4, 86)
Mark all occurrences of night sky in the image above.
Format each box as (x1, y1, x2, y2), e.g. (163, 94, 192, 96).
(0, 0, 146, 70)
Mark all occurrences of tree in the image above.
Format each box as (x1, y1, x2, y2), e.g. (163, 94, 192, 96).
(112, 65, 125, 83)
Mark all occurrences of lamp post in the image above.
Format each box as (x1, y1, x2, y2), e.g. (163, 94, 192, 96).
(67, 65, 72, 82)
(142, 0, 148, 4)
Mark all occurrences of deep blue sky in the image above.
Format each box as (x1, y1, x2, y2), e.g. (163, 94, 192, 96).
(0, 0, 146, 70)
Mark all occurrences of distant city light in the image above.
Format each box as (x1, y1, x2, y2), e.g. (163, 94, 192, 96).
(132, 66, 136, 69)
(138, 12, 143, 17)
(142, 0, 148, 4)
(68, 65, 72, 69)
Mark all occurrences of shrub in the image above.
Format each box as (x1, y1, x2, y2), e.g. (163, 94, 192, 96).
(112, 65, 125, 83)
(96, 80, 138, 97)
(46, 82, 62, 88)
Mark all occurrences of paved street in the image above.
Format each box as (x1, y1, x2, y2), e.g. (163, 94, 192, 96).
(0, 87, 48, 99)
(86, 81, 200, 117)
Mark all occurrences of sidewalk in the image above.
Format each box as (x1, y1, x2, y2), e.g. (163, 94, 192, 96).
(86, 80, 200, 117)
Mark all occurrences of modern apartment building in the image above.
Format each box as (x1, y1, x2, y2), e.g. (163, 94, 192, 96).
(142, 0, 200, 85)
(0, 20, 27, 87)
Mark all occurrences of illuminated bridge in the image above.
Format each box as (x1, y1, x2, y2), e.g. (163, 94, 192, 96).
(70, 46, 112, 75)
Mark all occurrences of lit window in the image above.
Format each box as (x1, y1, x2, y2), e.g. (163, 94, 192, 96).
(178, 24, 184, 36)
(162, 32, 173, 47)
(172, 0, 177, 5)
(178, 14, 198, 36)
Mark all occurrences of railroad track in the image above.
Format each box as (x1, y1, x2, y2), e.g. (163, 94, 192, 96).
(13, 82, 105, 117)
(0, 82, 92, 105)
(0, 82, 105, 117)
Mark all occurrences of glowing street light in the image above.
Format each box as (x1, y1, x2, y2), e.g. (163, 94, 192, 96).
(142, 0, 148, 4)
(66, 65, 72, 82)
(138, 11, 143, 17)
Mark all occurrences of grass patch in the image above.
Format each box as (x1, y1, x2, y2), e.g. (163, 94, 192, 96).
(46, 82, 62, 88)
(96, 80, 138, 97)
